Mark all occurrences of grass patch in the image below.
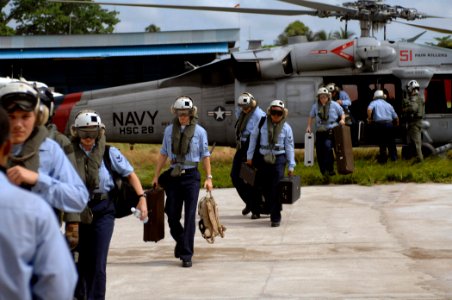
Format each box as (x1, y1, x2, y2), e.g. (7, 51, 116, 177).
(111, 143, 452, 189)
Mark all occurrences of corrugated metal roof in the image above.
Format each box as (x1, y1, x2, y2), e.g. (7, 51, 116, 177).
(0, 43, 229, 59)
(0, 29, 239, 48)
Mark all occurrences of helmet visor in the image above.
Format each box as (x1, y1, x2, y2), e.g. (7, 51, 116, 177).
(270, 109, 284, 116)
(176, 109, 190, 117)
(0, 93, 37, 112)
(77, 127, 99, 139)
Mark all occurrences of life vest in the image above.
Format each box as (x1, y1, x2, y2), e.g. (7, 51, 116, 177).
(8, 126, 48, 189)
(72, 135, 106, 192)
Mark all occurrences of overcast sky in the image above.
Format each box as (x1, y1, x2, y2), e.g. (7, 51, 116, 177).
(105, 0, 452, 50)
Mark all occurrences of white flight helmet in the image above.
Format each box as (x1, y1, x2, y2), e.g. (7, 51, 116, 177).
(269, 99, 285, 109)
(373, 89, 386, 99)
(326, 83, 336, 92)
(171, 96, 197, 116)
(237, 92, 255, 107)
(0, 81, 40, 112)
(74, 110, 102, 128)
(0, 81, 50, 125)
(317, 87, 330, 97)
(267, 99, 287, 117)
(173, 96, 193, 110)
(71, 109, 104, 138)
(406, 80, 420, 93)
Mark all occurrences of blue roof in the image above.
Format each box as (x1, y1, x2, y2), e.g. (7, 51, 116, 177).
(0, 42, 229, 59)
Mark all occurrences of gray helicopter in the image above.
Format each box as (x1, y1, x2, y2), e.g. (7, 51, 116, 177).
(51, 0, 452, 157)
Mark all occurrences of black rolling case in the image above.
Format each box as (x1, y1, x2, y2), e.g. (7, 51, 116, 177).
(143, 188, 165, 242)
(333, 125, 354, 174)
(278, 175, 301, 204)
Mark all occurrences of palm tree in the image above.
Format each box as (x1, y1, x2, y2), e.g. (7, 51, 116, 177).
(331, 27, 355, 39)
(428, 35, 452, 49)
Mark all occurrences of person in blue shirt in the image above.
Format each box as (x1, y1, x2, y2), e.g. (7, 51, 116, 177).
(247, 100, 296, 227)
(0, 81, 88, 213)
(70, 110, 148, 300)
(0, 106, 77, 300)
(367, 89, 399, 163)
(327, 83, 353, 126)
(326, 83, 352, 111)
(153, 96, 213, 268)
(306, 87, 345, 176)
(231, 92, 266, 219)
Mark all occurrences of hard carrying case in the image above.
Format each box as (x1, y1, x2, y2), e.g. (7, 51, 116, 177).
(304, 132, 315, 167)
(333, 125, 354, 174)
(143, 187, 165, 242)
(278, 175, 301, 204)
(239, 162, 257, 186)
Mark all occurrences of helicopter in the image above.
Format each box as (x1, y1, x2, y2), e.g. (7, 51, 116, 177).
(49, 0, 452, 157)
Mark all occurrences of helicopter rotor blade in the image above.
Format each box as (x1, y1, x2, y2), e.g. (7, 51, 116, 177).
(277, 0, 357, 14)
(47, 0, 319, 16)
(394, 21, 452, 35)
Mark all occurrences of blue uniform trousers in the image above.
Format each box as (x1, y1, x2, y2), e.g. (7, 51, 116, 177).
(230, 145, 261, 214)
(372, 121, 397, 163)
(256, 154, 285, 223)
(76, 198, 115, 300)
(315, 130, 335, 175)
(164, 168, 201, 262)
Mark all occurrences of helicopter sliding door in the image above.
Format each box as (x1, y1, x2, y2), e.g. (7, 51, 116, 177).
(424, 75, 452, 144)
(236, 77, 322, 147)
(282, 78, 322, 147)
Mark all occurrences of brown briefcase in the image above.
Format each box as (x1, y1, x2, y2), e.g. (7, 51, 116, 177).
(143, 187, 165, 242)
(333, 125, 354, 174)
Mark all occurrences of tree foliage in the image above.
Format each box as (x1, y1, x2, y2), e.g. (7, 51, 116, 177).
(1, 0, 119, 35)
(145, 24, 160, 33)
(429, 35, 452, 49)
(275, 21, 355, 46)
(275, 21, 311, 45)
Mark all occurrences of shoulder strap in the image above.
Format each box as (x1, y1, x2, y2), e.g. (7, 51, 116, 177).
(258, 116, 266, 129)
(256, 116, 266, 146)
(103, 144, 118, 178)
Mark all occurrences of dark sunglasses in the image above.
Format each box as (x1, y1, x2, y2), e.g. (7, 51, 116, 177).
(77, 128, 99, 139)
(270, 110, 283, 116)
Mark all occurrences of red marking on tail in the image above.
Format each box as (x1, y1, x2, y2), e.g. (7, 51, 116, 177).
(53, 92, 82, 133)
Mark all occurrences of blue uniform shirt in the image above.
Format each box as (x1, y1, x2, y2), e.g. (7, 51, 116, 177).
(236, 106, 266, 142)
(368, 98, 398, 122)
(338, 90, 352, 108)
(161, 123, 210, 168)
(79, 145, 133, 194)
(247, 119, 296, 171)
(0, 171, 77, 300)
(12, 138, 89, 213)
(309, 100, 344, 130)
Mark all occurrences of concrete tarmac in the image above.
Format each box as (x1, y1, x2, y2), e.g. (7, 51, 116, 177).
(106, 184, 452, 299)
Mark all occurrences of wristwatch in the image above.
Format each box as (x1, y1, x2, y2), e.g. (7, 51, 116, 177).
(138, 193, 147, 198)
(207, 175, 213, 179)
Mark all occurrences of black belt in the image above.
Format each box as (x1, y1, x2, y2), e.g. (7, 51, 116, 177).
(89, 193, 108, 207)
(180, 168, 197, 175)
